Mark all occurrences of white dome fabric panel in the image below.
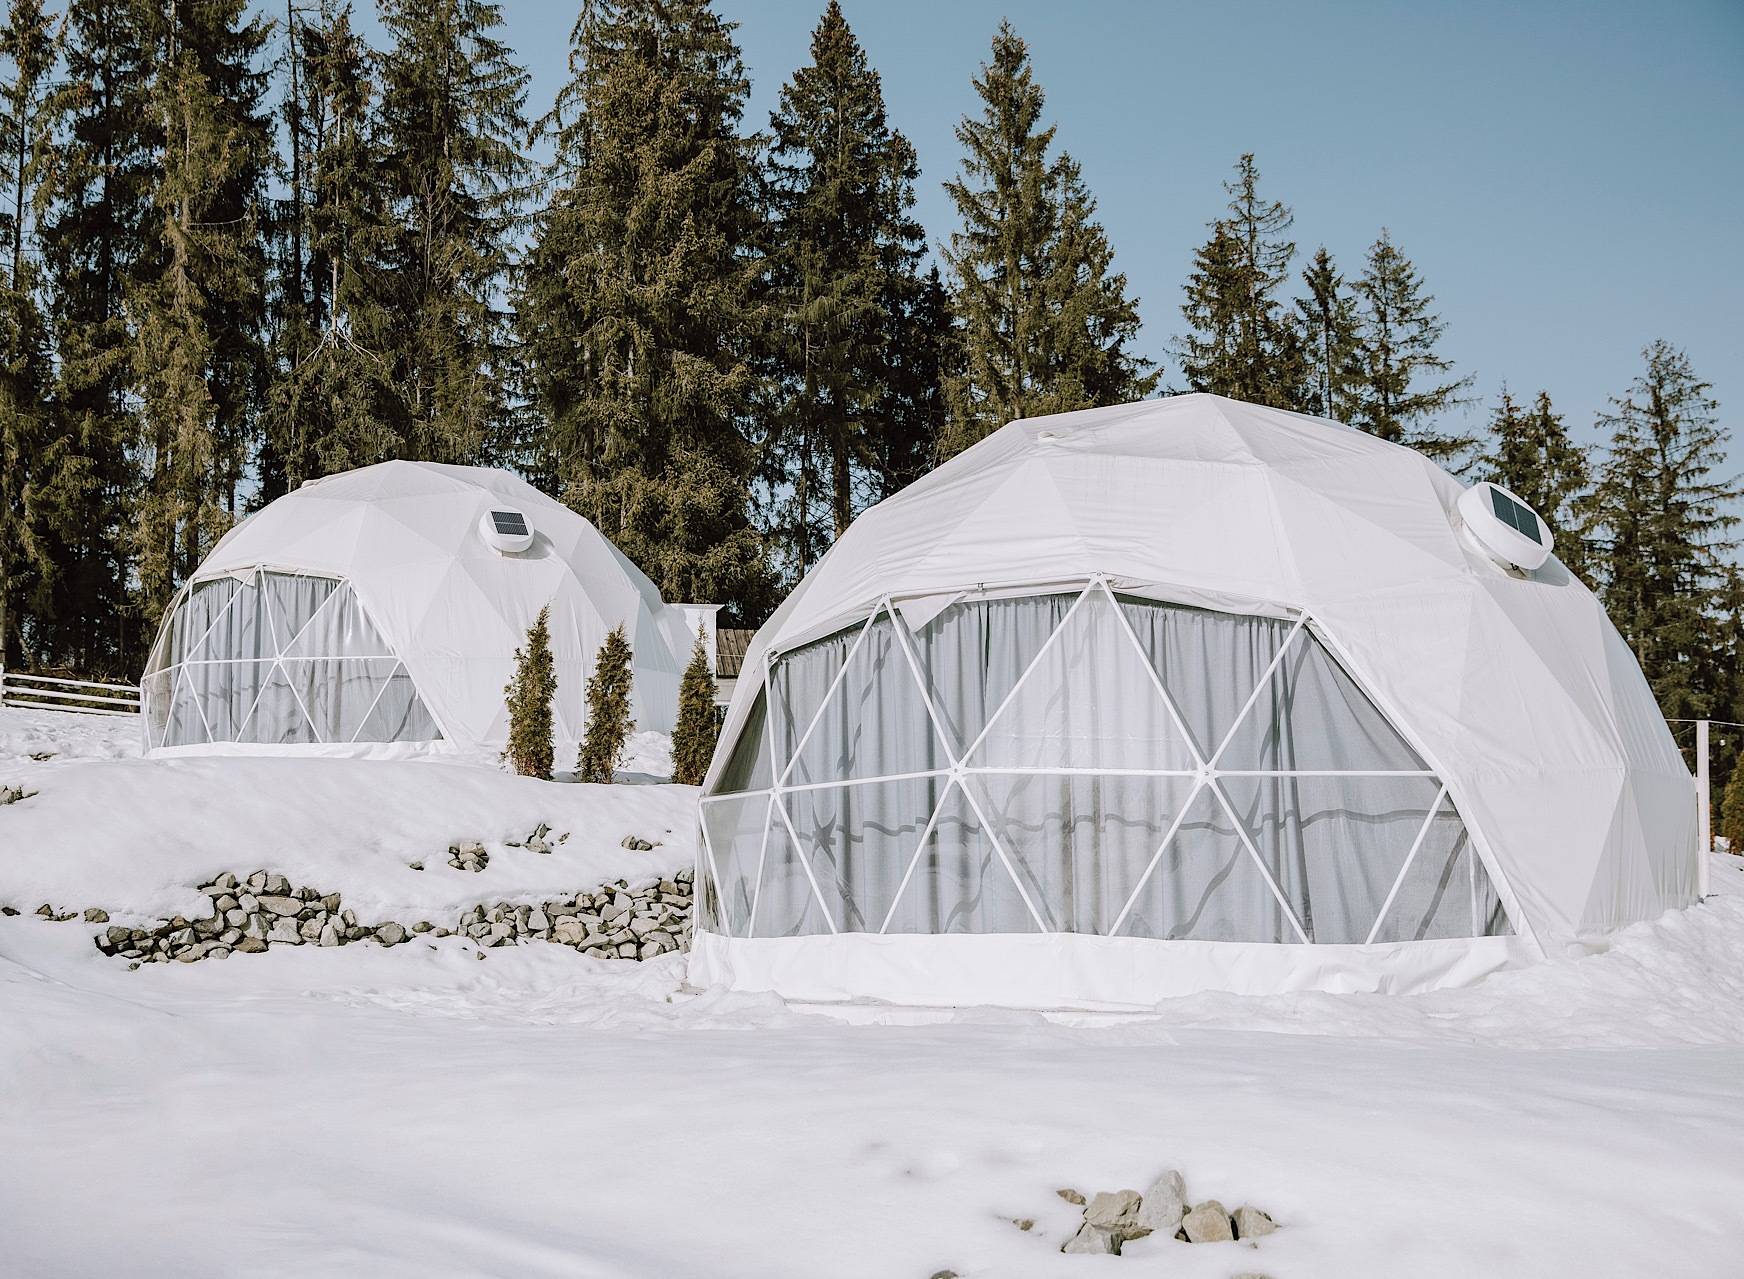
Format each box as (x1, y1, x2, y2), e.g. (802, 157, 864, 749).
(142, 462, 692, 754)
(692, 395, 1695, 1005)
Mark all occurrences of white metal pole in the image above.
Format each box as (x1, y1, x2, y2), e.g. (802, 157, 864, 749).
(1696, 719, 1711, 898)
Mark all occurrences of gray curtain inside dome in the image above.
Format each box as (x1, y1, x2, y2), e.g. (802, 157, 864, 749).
(702, 590, 1512, 945)
(144, 571, 440, 747)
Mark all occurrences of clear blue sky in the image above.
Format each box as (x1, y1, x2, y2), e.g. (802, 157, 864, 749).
(464, 1, 1744, 466)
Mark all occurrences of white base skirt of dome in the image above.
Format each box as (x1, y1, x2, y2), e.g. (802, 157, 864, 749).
(687, 929, 1540, 1010)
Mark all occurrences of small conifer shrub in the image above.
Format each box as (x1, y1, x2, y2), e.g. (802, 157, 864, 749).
(503, 605, 556, 780)
(671, 625, 719, 786)
(578, 624, 635, 783)
(1721, 758, 1744, 856)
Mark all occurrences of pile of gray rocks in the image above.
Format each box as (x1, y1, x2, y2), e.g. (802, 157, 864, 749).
(454, 872, 691, 959)
(1056, 1169, 1277, 1257)
(77, 866, 693, 966)
(92, 871, 396, 964)
(0, 783, 36, 805)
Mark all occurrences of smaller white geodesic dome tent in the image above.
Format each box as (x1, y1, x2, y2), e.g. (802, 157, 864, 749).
(691, 395, 1698, 1009)
(141, 461, 693, 755)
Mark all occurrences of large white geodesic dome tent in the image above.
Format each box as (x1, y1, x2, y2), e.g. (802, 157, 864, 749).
(142, 461, 693, 756)
(691, 394, 1698, 1008)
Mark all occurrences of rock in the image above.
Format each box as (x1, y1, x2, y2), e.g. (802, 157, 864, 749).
(408, 860, 424, 871)
(267, 917, 304, 945)
(35, 903, 54, 918)
(257, 894, 303, 917)
(318, 921, 340, 947)
(1084, 1189, 1143, 1229)
(214, 894, 238, 912)
(238, 892, 259, 913)
(83, 907, 110, 923)
(245, 871, 268, 893)
(299, 916, 325, 941)
(225, 908, 247, 928)
(1231, 1206, 1276, 1240)
(1010, 1218, 1034, 1232)
(106, 926, 132, 948)
(0, 905, 18, 916)
(1182, 1200, 1234, 1244)
(263, 873, 291, 896)
(236, 937, 268, 953)
(375, 922, 407, 946)
(412, 921, 433, 933)
(615, 941, 638, 958)
(552, 918, 589, 946)
(213, 872, 239, 891)
(1060, 1224, 1121, 1255)
(1136, 1169, 1187, 1235)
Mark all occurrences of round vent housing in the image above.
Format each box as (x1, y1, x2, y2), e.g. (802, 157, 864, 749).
(1457, 481, 1553, 572)
(478, 507, 534, 554)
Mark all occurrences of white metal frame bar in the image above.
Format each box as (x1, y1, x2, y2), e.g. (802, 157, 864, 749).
(883, 595, 1052, 933)
(1363, 785, 1450, 945)
(775, 609, 880, 786)
(877, 777, 959, 935)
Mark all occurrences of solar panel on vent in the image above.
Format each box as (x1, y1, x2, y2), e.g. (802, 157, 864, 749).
(491, 511, 528, 537)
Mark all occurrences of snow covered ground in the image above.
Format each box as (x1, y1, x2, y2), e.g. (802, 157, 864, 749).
(3, 707, 1744, 1277)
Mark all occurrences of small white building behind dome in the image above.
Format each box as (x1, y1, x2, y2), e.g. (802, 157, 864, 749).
(141, 461, 696, 757)
(690, 394, 1699, 1009)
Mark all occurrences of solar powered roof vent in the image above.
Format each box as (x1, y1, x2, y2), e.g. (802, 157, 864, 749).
(1456, 481, 1553, 572)
(479, 506, 534, 554)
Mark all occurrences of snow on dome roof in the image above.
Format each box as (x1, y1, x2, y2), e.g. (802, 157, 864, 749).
(148, 461, 691, 753)
(695, 395, 1696, 1005)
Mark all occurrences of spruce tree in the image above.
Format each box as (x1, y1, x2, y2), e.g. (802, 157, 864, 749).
(1348, 229, 1474, 464)
(264, 1, 402, 490)
(939, 21, 1154, 457)
(1295, 247, 1361, 421)
(670, 625, 718, 786)
(35, 0, 157, 672)
(1482, 388, 1591, 577)
(503, 604, 556, 779)
(376, 0, 528, 467)
(519, 0, 769, 619)
(578, 623, 634, 784)
(128, 0, 273, 622)
(0, 0, 57, 666)
(1173, 153, 1305, 408)
(759, 1, 934, 579)
(871, 264, 956, 499)
(1588, 342, 1740, 724)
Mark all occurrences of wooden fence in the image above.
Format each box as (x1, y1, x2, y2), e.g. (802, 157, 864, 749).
(0, 667, 141, 717)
